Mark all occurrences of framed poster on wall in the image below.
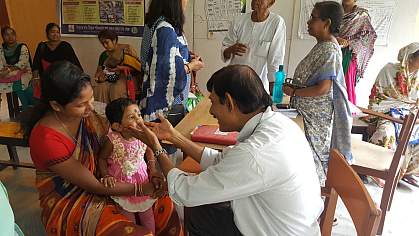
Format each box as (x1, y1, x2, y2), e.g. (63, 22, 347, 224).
(60, 0, 145, 37)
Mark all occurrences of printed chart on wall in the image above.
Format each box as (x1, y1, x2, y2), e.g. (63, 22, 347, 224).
(206, 0, 246, 32)
(60, 0, 145, 37)
(298, 0, 396, 46)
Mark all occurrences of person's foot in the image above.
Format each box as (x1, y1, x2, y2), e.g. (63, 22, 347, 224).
(371, 177, 385, 188)
(402, 175, 419, 188)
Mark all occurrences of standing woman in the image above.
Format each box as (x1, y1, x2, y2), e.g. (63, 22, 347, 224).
(283, 1, 352, 185)
(337, 0, 377, 104)
(140, 0, 204, 124)
(0, 26, 33, 113)
(32, 23, 82, 99)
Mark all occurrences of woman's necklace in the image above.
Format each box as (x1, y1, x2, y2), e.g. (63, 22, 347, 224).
(54, 112, 78, 144)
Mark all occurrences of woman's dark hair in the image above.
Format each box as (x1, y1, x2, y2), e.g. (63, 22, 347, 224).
(206, 65, 272, 114)
(314, 1, 343, 35)
(98, 29, 118, 42)
(105, 98, 134, 124)
(24, 61, 91, 137)
(145, 0, 185, 35)
(1, 26, 15, 38)
(411, 50, 419, 61)
(45, 23, 60, 35)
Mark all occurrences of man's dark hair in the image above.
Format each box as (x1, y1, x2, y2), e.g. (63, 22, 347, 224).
(314, 1, 344, 35)
(206, 65, 272, 114)
(98, 29, 118, 42)
(145, 0, 185, 36)
(105, 98, 134, 124)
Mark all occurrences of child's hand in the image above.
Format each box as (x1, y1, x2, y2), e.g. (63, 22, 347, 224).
(150, 170, 165, 190)
(100, 175, 116, 188)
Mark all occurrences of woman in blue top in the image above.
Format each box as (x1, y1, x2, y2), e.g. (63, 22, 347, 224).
(140, 0, 204, 124)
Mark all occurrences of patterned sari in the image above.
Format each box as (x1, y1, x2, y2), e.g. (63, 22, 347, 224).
(339, 6, 377, 104)
(368, 43, 419, 175)
(291, 41, 352, 185)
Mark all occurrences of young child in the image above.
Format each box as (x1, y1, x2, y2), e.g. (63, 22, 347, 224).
(99, 98, 161, 234)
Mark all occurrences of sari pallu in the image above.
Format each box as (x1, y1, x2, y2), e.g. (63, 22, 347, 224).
(340, 6, 377, 79)
(291, 42, 353, 185)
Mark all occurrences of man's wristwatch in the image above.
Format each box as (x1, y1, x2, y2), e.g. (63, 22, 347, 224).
(154, 149, 168, 159)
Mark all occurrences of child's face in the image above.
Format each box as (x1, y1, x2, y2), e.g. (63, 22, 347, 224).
(119, 104, 143, 129)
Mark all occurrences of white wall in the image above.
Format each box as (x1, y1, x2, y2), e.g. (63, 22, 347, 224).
(191, 0, 419, 107)
(61, 0, 195, 79)
(61, 0, 419, 108)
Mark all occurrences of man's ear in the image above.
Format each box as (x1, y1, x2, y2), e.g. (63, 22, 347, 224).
(225, 92, 236, 112)
(111, 122, 123, 132)
(49, 101, 62, 112)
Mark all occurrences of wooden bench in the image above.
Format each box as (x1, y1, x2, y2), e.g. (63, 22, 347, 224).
(0, 121, 33, 170)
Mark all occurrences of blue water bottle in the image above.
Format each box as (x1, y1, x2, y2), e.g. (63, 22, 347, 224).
(272, 65, 285, 104)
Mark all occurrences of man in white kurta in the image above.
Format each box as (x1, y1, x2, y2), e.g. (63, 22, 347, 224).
(131, 65, 323, 236)
(222, 0, 286, 93)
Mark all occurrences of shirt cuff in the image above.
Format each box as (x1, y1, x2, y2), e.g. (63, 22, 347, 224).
(200, 147, 219, 170)
(167, 168, 187, 206)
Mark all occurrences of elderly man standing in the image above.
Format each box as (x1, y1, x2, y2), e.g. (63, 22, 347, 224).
(222, 0, 286, 93)
(129, 65, 323, 235)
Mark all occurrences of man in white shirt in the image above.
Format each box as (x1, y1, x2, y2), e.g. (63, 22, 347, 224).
(222, 0, 286, 93)
(130, 65, 323, 236)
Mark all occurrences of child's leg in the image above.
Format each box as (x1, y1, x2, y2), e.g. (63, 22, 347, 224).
(117, 205, 136, 223)
(137, 208, 155, 235)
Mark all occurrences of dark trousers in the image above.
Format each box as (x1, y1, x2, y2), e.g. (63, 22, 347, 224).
(184, 202, 242, 236)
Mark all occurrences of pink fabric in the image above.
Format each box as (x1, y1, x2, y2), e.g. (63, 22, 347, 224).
(0, 70, 23, 83)
(107, 130, 152, 209)
(345, 55, 357, 104)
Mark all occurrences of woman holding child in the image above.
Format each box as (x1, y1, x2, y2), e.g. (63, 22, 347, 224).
(27, 61, 181, 235)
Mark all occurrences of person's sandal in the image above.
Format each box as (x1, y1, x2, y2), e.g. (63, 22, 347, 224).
(371, 177, 385, 188)
(402, 175, 419, 188)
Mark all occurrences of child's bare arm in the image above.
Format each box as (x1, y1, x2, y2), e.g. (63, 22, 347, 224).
(145, 147, 157, 170)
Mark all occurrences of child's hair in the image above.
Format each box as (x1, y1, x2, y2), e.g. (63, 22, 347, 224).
(105, 98, 134, 124)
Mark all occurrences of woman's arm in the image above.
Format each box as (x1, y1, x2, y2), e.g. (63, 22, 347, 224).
(283, 80, 332, 97)
(13, 44, 31, 71)
(49, 157, 157, 197)
(97, 137, 113, 178)
(32, 42, 43, 78)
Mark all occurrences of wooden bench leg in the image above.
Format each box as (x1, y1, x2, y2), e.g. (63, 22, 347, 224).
(6, 145, 19, 170)
(6, 92, 20, 119)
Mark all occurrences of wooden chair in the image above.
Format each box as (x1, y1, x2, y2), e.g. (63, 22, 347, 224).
(320, 149, 381, 236)
(351, 107, 418, 234)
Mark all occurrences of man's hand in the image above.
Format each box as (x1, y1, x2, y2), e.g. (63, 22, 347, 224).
(224, 43, 248, 59)
(126, 119, 162, 151)
(100, 175, 116, 188)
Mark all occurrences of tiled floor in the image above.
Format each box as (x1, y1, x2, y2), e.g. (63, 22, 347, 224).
(0, 94, 418, 235)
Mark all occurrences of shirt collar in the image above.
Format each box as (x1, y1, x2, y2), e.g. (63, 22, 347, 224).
(237, 107, 273, 142)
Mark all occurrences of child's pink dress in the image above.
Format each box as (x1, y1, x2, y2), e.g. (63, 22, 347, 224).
(107, 130, 156, 212)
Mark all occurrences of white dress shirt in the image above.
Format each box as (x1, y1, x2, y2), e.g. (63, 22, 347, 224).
(167, 108, 323, 236)
(222, 12, 286, 92)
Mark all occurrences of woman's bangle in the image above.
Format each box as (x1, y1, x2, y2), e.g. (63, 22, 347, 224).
(185, 63, 191, 74)
(134, 183, 138, 197)
(139, 183, 143, 196)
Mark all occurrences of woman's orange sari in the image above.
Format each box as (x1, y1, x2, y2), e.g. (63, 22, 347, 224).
(34, 113, 182, 235)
